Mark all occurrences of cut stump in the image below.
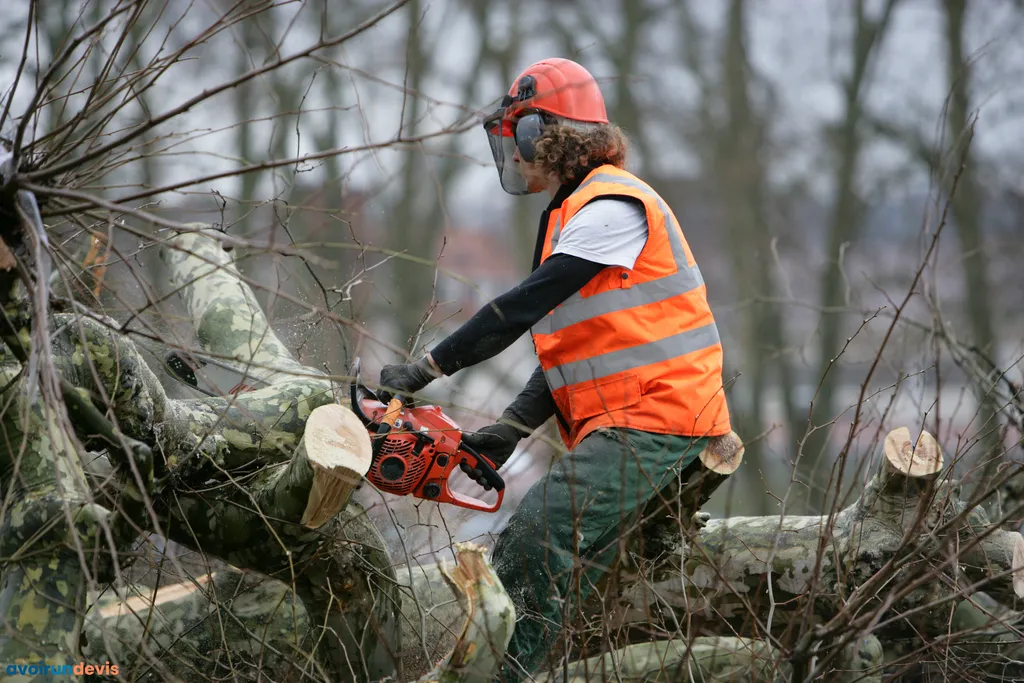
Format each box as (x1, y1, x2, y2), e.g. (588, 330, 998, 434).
(301, 403, 372, 528)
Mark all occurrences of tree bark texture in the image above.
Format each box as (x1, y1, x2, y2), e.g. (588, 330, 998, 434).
(84, 569, 314, 682)
(614, 430, 1023, 642)
(87, 543, 516, 683)
(153, 230, 400, 680)
(0, 285, 140, 679)
(3, 228, 399, 681)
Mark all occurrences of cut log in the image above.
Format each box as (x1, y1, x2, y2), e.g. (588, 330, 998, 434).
(640, 431, 745, 542)
(194, 402, 370, 531)
(678, 430, 745, 517)
(299, 403, 372, 528)
(699, 430, 745, 475)
(611, 426, 1024, 640)
(879, 427, 943, 490)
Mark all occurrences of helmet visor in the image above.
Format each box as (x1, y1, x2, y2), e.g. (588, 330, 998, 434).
(483, 111, 530, 195)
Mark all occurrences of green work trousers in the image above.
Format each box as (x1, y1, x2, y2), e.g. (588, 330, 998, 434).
(491, 427, 709, 681)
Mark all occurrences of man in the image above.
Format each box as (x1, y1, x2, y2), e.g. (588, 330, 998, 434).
(378, 58, 732, 680)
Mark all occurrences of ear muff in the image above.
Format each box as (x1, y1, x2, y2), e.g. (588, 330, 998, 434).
(513, 113, 545, 163)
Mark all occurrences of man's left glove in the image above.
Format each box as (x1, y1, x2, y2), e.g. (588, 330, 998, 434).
(377, 356, 442, 404)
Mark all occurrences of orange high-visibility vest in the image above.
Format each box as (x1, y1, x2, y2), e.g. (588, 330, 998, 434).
(531, 165, 731, 449)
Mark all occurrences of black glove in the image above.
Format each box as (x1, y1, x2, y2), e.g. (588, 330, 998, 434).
(462, 422, 522, 469)
(377, 356, 441, 404)
(459, 365, 557, 487)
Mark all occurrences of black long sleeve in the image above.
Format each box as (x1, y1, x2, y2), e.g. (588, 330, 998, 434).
(429, 253, 607, 374)
(503, 364, 557, 431)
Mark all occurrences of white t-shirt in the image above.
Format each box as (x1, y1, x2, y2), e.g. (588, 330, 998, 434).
(550, 198, 649, 269)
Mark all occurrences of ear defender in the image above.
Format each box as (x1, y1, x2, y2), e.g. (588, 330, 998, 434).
(513, 113, 545, 163)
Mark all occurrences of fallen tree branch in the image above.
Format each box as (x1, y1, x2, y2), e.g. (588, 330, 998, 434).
(534, 637, 786, 683)
(613, 428, 1024, 640)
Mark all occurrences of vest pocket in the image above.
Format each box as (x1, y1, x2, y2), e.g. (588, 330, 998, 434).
(567, 373, 642, 421)
(578, 266, 626, 298)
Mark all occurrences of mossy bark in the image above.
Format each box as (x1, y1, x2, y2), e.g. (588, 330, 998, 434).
(614, 431, 1024, 642)
(2, 228, 397, 681)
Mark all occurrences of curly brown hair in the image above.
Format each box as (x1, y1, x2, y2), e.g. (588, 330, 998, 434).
(532, 123, 629, 184)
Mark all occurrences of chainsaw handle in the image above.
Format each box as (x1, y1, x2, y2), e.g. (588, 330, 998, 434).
(370, 397, 405, 457)
(382, 397, 404, 426)
(351, 356, 407, 457)
(446, 484, 504, 513)
(458, 442, 505, 492)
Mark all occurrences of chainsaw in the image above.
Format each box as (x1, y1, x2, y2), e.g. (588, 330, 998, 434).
(164, 351, 505, 513)
(349, 358, 505, 513)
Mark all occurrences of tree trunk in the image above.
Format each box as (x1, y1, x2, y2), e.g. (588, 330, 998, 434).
(0, 204, 138, 676)
(802, 0, 900, 513)
(154, 230, 401, 680)
(613, 428, 1024, 640)
(535, 637, 788, 683)
(395, 426, 1024, 653)
(712, 0, 796, 513)
(0, 227, 398, 681)
(942, 0, 1003, 489)
(87, 543, 515, 683)
(84, 569, 315, 682)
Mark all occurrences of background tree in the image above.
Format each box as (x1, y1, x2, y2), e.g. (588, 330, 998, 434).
(801, 0, 901, 513)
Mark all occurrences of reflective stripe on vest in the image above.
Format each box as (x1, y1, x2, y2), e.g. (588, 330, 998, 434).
(549, 215, 562, 252)
(544, 322, 721, 391)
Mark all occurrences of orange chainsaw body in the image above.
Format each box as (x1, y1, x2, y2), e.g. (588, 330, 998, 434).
(352, 376, 505, 513)
(164, 352, 505, 513)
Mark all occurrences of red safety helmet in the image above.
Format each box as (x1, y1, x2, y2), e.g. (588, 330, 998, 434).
(483, 59, 608, 195)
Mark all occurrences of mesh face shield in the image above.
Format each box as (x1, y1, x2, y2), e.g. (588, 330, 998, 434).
(483, 106, 602, 195)
(484, 109, 530, 195)
(483, 109, 553, 195)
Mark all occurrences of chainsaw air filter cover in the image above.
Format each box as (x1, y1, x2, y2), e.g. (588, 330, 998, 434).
(368, 436, 428, 495)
